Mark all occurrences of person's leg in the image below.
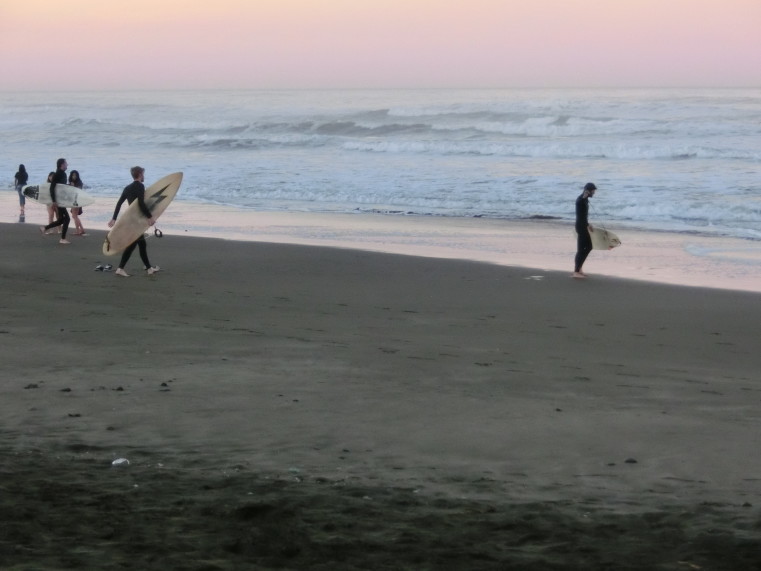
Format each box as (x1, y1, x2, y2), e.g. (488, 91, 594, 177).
(16, 186, 25, 214)
(135, 236, 152, 269)
(42, 217, 61, 234)
(71, 209, 81, 234)
(43, 206, 66, 231)
(58, 207, 71, 242)
(574, 231, 593, 276)
(116, 241, 138, 276)
(44, 216, 62, 230)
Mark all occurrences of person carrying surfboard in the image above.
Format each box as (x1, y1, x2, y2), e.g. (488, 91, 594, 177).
(573, 182, 596, 279)
(108, 166, 160, 277)
(68, 169, 87, 236)
(39, 158, 71, 244)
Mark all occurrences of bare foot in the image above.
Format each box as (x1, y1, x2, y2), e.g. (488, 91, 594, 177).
(571, 272, 587, 279)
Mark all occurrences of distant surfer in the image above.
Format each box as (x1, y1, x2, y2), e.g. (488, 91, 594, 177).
(573, 182, 596, 279)
(39, 158, 71, 244)
(14, 163, 28, 219)
(68, 169, 87, 236)
(108, 166, 161, 277)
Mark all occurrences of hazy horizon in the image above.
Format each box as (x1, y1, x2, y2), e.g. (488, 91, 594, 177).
(1, 0, 759, 91)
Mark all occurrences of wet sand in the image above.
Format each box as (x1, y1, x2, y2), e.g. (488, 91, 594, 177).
(1, 209, 761, 569)
(10, 191, 761, 293)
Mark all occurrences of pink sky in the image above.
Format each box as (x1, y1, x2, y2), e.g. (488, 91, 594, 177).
(1, 0, 759, 90)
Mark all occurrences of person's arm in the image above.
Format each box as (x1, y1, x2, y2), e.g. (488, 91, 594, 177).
(136, 195, 152, 219)
(584, 198, 593, 231)
(108, 193, 128, 227)
(49, 171, 66, 204)
(581, 199, 590, 229)
(135, 185, 155, 224)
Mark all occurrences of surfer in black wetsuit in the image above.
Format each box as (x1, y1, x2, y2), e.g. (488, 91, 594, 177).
(108, 166, 160, 277)
(40, 158, 71, 244)
(573, 182, 596, 279)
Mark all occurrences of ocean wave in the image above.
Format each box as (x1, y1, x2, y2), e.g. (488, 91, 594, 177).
(340, 140, 758, 161)
(176, 178, 761, 238)
(14, 93, 755, 158)
(51, 113, 750, 162)
(3, 88, 760, 241)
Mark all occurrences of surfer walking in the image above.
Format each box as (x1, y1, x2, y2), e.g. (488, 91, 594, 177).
(573, 182, 597, 279)
(68, 169, 87, 236)
(40, 158, 71, 244)
(108, 166, 160, 277)
(14, 163, 28, 218)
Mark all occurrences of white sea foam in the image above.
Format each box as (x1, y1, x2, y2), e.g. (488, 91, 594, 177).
(2, 88, 760, 240)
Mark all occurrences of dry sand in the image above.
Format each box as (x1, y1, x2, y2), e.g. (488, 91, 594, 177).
(1, 213, 761, 569)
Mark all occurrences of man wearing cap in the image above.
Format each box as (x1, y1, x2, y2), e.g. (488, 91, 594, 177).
(573, 182, 596, 279)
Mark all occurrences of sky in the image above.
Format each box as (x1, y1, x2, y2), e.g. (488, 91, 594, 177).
(1, 0, 759, 90)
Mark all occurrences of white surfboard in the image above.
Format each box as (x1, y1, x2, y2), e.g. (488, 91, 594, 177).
(22, 183, 95, 208)
(589, 227, 621, 250)
(102, 172, 183, 256)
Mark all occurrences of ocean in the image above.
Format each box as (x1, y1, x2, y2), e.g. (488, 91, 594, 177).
(2, 88, 760, 240)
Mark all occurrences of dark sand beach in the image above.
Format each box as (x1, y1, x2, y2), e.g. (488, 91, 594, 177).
(2, 219, 761, 570)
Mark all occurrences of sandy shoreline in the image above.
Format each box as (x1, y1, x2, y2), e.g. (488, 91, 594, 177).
(6, 191, 761, 293)
(2, 212, 761, 568)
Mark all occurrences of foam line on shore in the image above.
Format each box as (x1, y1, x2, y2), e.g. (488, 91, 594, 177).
(5, 192, 761, 292)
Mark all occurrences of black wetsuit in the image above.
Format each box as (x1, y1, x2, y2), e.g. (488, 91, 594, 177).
(112, 180, 153, 269)
(43, 169, 70, 238)
(574, 193, 592, 272)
